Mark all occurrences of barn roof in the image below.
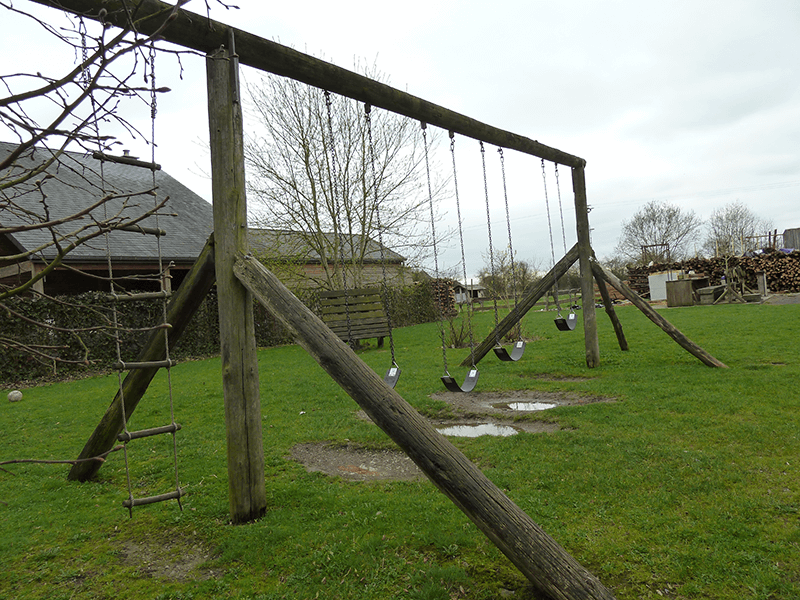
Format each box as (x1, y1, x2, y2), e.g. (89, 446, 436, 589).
(247, 228, 405, 265)
(1, 143, 404, 267)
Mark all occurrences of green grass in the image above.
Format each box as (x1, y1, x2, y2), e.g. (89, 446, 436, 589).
(1, 302, 799, 599)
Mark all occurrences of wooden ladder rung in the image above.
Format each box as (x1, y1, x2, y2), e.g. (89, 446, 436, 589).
(123, 488, 184, 508)
(108, 291, 172, 301)
(114, 359, 176, 370)
(93, 150, 162, 171)
(117, 224, 167, 237)
(118, 423, 181, 442)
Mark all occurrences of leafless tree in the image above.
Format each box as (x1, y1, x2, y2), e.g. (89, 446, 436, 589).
(244, 64, 447, 290)
(477, 247, 540, 300)
(702, 201, 773, 257)
(614, 200, 703, 265)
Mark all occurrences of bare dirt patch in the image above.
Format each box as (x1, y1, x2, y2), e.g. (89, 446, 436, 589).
(118, 535, 218, 581)
(290, 442, 424, 482)
(291, 390, 615, 483)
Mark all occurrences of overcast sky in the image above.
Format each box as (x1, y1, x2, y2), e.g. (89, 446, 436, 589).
(4, 0, 799, 278)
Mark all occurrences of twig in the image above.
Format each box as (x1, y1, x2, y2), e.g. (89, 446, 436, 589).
(0, 444, 124, 471)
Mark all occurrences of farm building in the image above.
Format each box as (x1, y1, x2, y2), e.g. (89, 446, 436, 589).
(1, 142, 406, 295)
(246, 228, 407, 290)
(0, 141, 213, 295)
(452, 282, 487, 304)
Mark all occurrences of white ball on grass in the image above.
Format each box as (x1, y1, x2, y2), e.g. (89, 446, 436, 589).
(7, 390, 22, 402)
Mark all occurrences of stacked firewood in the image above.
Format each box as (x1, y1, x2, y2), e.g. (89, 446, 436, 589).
(431, 279, 457, 318)
(626, 249, 800, 296)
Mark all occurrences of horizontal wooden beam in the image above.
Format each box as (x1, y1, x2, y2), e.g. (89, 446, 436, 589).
(29, 0, 585, 168)
(0, 261, 34, 279)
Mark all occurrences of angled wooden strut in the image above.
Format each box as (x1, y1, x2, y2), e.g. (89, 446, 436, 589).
(463, 243, 580, 366)
(590, 259, 727, 368)
(67, 236, 217, 482)
(593, 272, 628, 351)
(234, 252, 616, 600)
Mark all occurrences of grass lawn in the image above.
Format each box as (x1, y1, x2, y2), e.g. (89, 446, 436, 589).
(1, 301, 799, 599)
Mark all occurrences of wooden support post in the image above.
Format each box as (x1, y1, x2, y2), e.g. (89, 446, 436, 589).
(207, 42, 266, 524)
(572, 166, 600, 367)
(591, 264, 628, 352)
(591, 260, 727, 368)
(233, 253, 616, 600)
(67, 236, 217, 482)
(462, 244, 579, 366)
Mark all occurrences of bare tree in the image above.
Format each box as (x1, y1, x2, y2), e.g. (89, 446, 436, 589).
(0, 1, 202, 370)
(614, 200, 703, 264)
(477, 248, 540, 299)
(702, 201, 773, 257)
(244, 65, 446, 290)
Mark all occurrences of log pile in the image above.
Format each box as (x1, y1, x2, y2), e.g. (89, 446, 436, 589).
(626, 249, 800, 296)
(431, 278, 457, 318)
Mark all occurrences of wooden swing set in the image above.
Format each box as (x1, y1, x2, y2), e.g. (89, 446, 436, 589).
(33, 1, 727, 599)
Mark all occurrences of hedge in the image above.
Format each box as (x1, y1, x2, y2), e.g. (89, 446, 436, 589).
(1, 280, 442, 385)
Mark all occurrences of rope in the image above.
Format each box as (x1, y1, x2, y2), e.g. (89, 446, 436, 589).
(148, 41, 182, 511)
(364, 104, 397, 368)
(451, 134, 477, 368)
(78, 15, 135, 514)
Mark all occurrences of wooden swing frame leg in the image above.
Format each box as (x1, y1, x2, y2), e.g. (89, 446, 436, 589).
(591, 265, 628, 351)
(591, 260, 727, 368)
(67, 236, 218, 482)
(234, 252, 615, 600)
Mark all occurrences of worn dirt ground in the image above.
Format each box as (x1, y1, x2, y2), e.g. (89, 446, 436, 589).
(291, 388, 615, 482)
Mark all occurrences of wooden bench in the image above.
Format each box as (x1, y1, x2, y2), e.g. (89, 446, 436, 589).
(319, 287, 390, 347)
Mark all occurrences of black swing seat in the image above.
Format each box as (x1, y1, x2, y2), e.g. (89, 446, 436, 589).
(383, 365, 401, 389)
(493, 340, 526, 362)
(441, 368, 479, 393)
(554, 312, 577, 331)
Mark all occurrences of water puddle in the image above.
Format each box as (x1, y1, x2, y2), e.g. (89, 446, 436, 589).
(437, 423, 519, 437)
(503, 401, 557, 411)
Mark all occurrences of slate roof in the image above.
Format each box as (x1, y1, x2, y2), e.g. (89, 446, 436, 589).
(248, 228, 405, 264)
(0, 141, 213, 264)
(1, 142, 404, 268)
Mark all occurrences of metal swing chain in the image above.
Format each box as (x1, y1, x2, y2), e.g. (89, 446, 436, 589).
(480, 142, 501, 347)
(499, 148, 522, 340)
(364, 104, 397, 368)
(541, 159, 562, 316)
(422, 123, 449, 373)
(554, 164, 575, 313)
(452, 134, 477, 368)
(324, 91, 353, 344)
(554, 164, 568, 257)
(147, 41, 182, 510)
